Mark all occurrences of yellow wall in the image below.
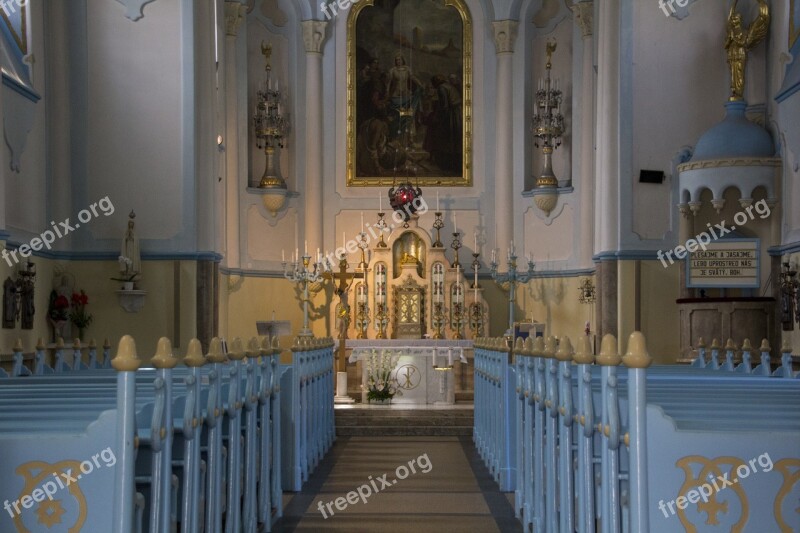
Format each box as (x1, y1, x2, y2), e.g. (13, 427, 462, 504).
(639, 260, 681, 364)
(0, 251, 198, 362)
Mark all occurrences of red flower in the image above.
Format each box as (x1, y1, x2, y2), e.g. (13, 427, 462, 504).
(71, 291, 89, 306)
(54, 295, 69, 309)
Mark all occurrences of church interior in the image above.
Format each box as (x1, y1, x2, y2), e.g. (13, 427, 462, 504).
(0, 0, 798, 531)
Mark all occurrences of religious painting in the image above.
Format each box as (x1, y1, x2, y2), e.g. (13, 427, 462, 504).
(346, 0, 472, 187)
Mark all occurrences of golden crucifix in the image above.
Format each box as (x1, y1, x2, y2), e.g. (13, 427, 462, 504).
(323, 255, 364, 373)
(725, 0, 769, 101)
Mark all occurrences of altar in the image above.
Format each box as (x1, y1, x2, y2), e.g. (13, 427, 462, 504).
(346, 339, 472, 404)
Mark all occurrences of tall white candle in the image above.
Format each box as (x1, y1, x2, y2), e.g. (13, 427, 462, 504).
(342, 231, 346, 249)
(453, 211, 457, 230)
(305, 240, 308, 255)
(474, 232, 478, 250)
(436, 191, 440, 212)
(360, 211, 364, 229)
(379, 193, 382, 213)
(295, 248, 299, 262)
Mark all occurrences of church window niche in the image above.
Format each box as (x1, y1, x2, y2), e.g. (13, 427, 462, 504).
(431, 263, 444, 305)
(355, 282, 370, 339)
(392, 231, 426, 278)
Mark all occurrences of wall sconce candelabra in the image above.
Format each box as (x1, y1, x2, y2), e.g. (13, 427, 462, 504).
(531, 39, 565, 216)
(578, 277, 596, 304)
(780, 261, 799, 331)
(532, 40, 564, 189)
(254, 43, 290, 216)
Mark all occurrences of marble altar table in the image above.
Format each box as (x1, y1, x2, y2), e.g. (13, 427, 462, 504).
(345, 340, 472, 405)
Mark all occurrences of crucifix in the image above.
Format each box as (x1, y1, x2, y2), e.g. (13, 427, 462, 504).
(324, 254, 364, 373)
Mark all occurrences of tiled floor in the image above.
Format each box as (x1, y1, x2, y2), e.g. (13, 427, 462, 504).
(273, 436, 522, 532)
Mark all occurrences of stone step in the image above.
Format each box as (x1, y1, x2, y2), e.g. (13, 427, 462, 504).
(335, 415, 473, 427)
(335, 407, 473, 436)
(336, 425, 474, 437)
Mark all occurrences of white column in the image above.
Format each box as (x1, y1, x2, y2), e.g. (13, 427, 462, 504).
(571, 2, 594, 265)
(594, 0, 620, 255)
(45, 1, 73, 229)
(302, 20, 328, 254)
(194, 0, 218, 252)
(492, 21, 519, 255)
(224, 1, 246, 269)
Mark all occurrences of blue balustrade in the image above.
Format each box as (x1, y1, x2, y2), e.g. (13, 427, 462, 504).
(281, 336, 336, 492)
(476, 332, 800, 532)
(0, 331, 296, 533)
(473, 337, 516, 492)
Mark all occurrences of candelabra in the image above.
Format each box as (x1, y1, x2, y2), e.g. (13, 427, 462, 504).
(451, 301, 466, 340)
(450, 232, 462, 268)
(532, 40, 565, 189)
(355, 300, 370, 339)
(780, 261, 799, 330)
(469, 301, 485, 338)
(431, 301, 447, 339)
(283, 254, 328, 338)
(432, 212, 445, 248)
(374, 302, 389, 339)
(469, 252, 485, 337)
(375, 212, 389, 248)
(490, 252, 536, 337)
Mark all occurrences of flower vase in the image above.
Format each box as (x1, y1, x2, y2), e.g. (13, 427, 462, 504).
(369, 398, 391, 405)
(122, 282, 134, 291)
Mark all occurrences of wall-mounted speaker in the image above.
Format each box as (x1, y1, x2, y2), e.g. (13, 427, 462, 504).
(639, 170, 665, 184)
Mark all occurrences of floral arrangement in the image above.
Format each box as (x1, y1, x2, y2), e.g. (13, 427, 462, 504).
(69, 290, 93, 335)
(47, 291, 70, 322)
(365, 349, 401, 402)
(111, 256, 139, 283)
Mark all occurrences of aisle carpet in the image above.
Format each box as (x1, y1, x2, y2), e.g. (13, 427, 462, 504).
(273, 436, 522, 532)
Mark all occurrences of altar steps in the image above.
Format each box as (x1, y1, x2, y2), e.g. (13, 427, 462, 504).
(335, 407, 474, 437)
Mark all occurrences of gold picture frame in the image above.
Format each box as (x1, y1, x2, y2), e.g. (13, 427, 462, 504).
(346, 0, 472, 187)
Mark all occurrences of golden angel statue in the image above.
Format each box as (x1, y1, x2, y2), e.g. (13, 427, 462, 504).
(725, 0, 770, 101)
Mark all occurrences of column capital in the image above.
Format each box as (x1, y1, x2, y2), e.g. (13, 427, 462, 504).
(224, 1, 247, 37)
(491, 20, 519, 54)
(301, 20, 329, 54)
(570, 1, 593, 38)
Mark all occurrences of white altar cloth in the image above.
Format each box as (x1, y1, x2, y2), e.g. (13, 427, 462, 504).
(345, 340, 472, 404)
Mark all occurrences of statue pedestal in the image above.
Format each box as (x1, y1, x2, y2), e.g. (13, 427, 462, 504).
(334, 371, 355, 404)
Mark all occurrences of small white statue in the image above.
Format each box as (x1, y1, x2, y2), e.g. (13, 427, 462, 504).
(119, 210, 141, 279)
